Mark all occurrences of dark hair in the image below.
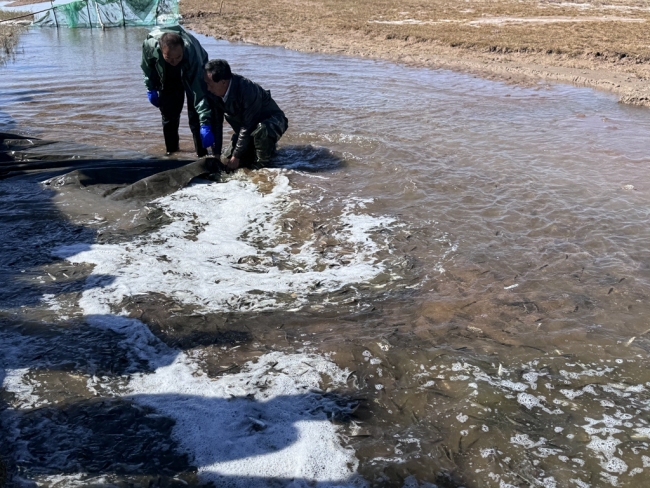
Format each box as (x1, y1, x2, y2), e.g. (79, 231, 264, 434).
(204, 59, 232, 82)
(159, 32, 183, 50)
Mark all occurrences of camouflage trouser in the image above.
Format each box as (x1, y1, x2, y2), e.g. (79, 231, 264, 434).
(221, 113, 288, 169)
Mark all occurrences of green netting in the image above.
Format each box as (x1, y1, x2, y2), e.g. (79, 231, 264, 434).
(33, 0, 178, 27)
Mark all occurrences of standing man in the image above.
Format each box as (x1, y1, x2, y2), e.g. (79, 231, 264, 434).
(203, 59, 288, 170)
(141, 25, 216, 157)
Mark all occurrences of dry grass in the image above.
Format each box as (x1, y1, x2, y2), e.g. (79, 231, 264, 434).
(0, 9, 28, 64)
(0, 8, 29, 21)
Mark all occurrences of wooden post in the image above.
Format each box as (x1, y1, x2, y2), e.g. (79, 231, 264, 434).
(93, 0, 106, 29)
(85, 0, 93, 28)
(119, 0, 126, 26)
(50, 0, 59, 28)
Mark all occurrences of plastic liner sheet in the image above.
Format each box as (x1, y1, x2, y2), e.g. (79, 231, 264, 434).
(32, 0, 179, 28)
(0, 132, 216, 201)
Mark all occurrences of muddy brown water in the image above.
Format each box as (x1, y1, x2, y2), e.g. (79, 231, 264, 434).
(2, 27, 650, 488)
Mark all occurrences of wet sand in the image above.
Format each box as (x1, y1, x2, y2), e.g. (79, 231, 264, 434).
(181, 0, 650, 107)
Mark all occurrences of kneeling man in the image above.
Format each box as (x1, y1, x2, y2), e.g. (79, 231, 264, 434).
(203, 59, 288, 170)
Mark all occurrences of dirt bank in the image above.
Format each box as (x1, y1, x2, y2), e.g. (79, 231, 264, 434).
(181, 0, 650, 107)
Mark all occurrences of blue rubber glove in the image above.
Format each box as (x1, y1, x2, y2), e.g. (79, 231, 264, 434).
(200, 125, 215, 148)
(147, 90, 159, 107)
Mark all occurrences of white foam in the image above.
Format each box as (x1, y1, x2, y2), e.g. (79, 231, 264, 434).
(436, 358, 650, 483)
(517, 392, 562, 414)
(542, 477, 557, 488)
(46, 310, 364, 485)
(497, 379, 528, 392)
(599, 472, 618, 486)
(586, 435, 623, 466)
(41, 293, 61, 311)
(510, 434, 546, 449)
(128, 350, 360, 485)
(45, 173, 392, 485)
(570, 479, 590, 488)
(36, 473, 108, 487)
(602, 456, 628, 475)
(560, 389, 585, 400)
(2, 368, 47, 409)
(560, 367, 613, 380)
(56, 173, 393, 313)
(583, 415, 624, 436)
(451, 362, 470, 372)
(634, 427, 650, 439)
(523, 371, 544, 390)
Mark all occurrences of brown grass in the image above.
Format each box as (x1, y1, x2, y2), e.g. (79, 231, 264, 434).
(0, 8, 29, 21)
(0, 9, 28, 63)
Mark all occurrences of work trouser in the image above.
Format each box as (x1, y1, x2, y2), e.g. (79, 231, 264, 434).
(221, 113, 289, 169)
(158, 85, 206, 157)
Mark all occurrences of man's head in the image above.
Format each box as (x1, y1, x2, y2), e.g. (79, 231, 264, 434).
(204, 59, 232, 97)
(159, 32, 184, 66)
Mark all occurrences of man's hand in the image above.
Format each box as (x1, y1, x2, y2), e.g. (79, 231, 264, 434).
(147, 90, 159, 107)
(226, 157, 240, 171)
(200, 125, 215, 148)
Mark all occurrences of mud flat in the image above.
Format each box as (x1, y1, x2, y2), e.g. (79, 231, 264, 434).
(181, 0, 650, 107)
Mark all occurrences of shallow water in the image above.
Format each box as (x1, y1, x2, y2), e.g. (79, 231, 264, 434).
(2, 27, 650, 488)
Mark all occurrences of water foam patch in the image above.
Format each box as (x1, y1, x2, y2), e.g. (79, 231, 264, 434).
(55, 171, 393, 313)
(413, 356, 650, 487)
(2, 368, 46, 409)
(128, 350, 360, 486)
(0, 331, 48, 409)
(41, 172, 376, 485)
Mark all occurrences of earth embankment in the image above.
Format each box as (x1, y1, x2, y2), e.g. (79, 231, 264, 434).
(180, 0, 650, 106)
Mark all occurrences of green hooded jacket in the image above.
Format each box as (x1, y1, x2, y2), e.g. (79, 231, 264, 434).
(141, 25, 212, 126)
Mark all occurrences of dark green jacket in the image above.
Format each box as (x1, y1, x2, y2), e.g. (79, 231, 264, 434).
(141, 25, 212, 126)
(210, 74, 286, 158)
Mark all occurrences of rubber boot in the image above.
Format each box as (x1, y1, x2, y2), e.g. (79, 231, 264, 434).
(192, 130, 207, 158)
(252, 122, 276, 168)
(162, 116, 181, 154)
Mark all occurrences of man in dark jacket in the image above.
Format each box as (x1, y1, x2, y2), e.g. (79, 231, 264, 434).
(141, 25, 216, 157)
(203, 59, 288, 170)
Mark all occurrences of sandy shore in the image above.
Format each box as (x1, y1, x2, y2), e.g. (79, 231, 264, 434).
(180, 0, 650, 107)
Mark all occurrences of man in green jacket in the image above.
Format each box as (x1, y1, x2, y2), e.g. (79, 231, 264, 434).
(141, 25, 216, 156)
